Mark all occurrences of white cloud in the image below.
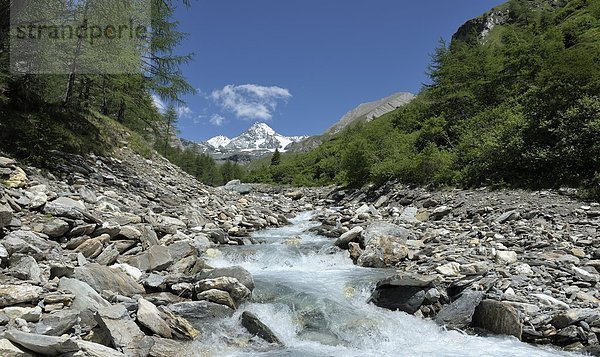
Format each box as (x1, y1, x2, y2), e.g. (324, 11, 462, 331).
(177, 106, 193, 118)
(210, 84, 292, 120)
(210, 114, 225, 126)
(152, 95, 166, 113)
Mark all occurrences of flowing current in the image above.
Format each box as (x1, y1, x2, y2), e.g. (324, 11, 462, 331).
(192, 211, 570, 357)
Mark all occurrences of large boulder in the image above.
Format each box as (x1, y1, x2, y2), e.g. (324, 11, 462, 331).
(472, 300, 522, 339)
(357, 222, 410, 268)
(168, 301, 234, 328)
(72, 263, 145, 297)
(224, 180, 251, 195)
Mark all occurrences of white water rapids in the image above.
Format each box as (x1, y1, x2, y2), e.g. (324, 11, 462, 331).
(191, 211, 573, 357)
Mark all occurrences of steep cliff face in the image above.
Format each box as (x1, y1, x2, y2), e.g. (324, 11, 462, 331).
(452, 0, 563, 44)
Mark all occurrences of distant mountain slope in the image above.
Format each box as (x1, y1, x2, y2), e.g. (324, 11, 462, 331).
(326, 92, 415, 136)
(184, 123, 307, 164)
(287, 92, 414, 153)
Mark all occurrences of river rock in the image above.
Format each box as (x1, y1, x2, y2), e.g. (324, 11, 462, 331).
(0, 203, 12, 228)
(435, 291, 484, 330)
(8, 255, 42, 283)
(195, 277, 251, 302)
(196, 289, 236, 309)
(168, 301, 234, 326)
(58, 277, 111, 327)
(42, 219, 70, 238)
(224, 180, 251, 194)
(137, 298, 172, 338)
(241, 311, 282, 345)
(551, 309, 600, 330)
(472, 300, 522, 339)
(2, 230, 58, 260)
(72, 263, 145, 297)
(76, 340, 126, 357)
(95, 243, 120, 266)
(0, 338, 34, 357)
(369, 274, 438, 314)
(156, 306, 200, 340)
(94, 304, 148, 356)
(436, 262, 461, 277)
(4, 330, 79, 356)
(2, 306, 42, 323)
(496, 250, 518, 265)
(123, 245, 173, 272)
(35, 310, 80, 336)
(334, 226, 364, 249)
(0, 284, 42, 307)
(197, 266, 255, 291)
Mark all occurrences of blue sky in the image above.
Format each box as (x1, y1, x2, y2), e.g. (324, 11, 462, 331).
(168, 0, 506, 141)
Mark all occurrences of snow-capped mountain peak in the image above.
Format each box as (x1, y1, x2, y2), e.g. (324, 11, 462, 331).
(206, 135, 231, 148)
(188, 122, 308, 163)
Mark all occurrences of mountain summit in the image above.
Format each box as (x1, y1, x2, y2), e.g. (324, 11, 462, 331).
(186, 123, 307, 163)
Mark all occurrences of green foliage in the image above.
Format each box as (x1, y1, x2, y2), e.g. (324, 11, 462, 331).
(248, 0, 600, 194)
(270, 149, 281, 166)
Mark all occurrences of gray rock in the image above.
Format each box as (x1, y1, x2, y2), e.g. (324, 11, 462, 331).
(196, 289, 236, 309)
(2, 230, 59, 260)
(0, 204, 12, 228)
(43, 197, 87, 221)
(58, 277, 111, 327)
(137, 298, 172, 338)
(551, 309, 600, 330)
(35, 310, 80, 336)
(4, 330, 79, 356)
(197, 266, 255, 291)
(76, 340, 126, 357)
(496, 250, 518, 265)
(1, 306, 42, 322)
(148, 338, 186, 357)
(496, 210, 519, 224)
(156, 306, 200, 341)
(334, 226, 363, 249)
(167, 240, 197, 262)
(362, 221, 409, 243)
(431, 205, 452, 220)
(73, 263, 145, 297)
(0, 284, 42, 308)
(42, 219, 70, 238)
(0, 338, 34, 357)
(472, 300, 522, 339)
(195, 277, 251, 303)
(168, 301, 234, 326)
(241, 311, 282, 345)
(123, 245, 173, 272)
(9, 255, 42, 283)
(94, 304, 148, 356)
(224, 180, 251, 195)
(369, 274, 437, 314)
(435, 291, 485, 330)
(95, 243, 119, 266)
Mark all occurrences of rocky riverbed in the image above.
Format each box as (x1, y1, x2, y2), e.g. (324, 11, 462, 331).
(0, 147, 599, 355)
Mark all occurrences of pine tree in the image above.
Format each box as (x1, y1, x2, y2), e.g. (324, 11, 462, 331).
(271, 148, 281, 166)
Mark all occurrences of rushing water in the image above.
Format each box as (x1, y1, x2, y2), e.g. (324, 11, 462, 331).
(192, 211, 572, 357)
